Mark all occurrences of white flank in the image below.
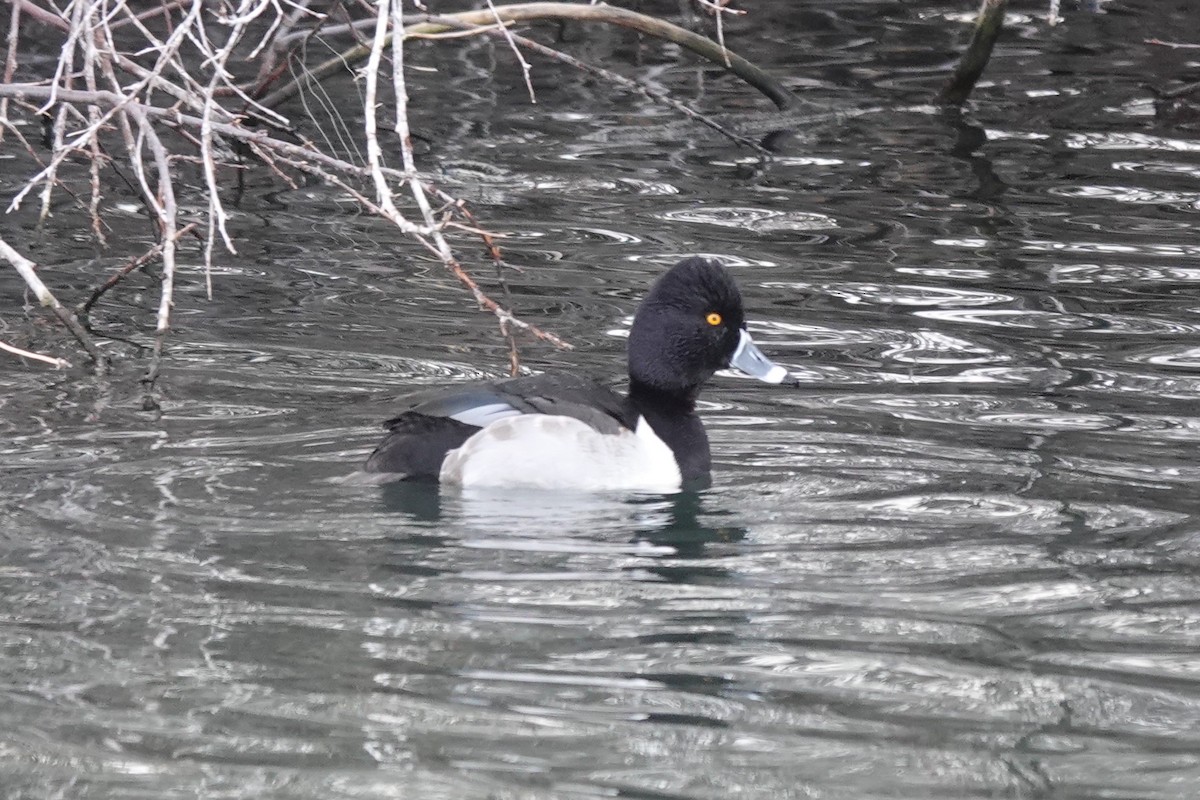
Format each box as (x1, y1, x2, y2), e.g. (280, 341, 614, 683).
(440, 415, 682, 492)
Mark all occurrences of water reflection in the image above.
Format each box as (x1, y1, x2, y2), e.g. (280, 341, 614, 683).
(382, 484, 747, 567)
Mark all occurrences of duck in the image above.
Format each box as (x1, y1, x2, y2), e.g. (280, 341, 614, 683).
(364, 256, 790, 491)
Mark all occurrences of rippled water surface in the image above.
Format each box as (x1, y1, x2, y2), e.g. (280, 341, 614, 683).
(3, 1, 1200, 798)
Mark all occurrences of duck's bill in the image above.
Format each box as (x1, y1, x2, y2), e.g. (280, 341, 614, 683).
(730, 329, 790, 384)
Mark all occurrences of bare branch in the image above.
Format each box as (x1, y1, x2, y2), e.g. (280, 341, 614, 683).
(0, 236, 106, 369)
(420, 12, 769, 154)
(939, 0, 1007, 106)
(77, 223, 199, 317)
(0, 85, 413, 191)
(0, 338, 71, 369)
(485, 0, 536, 103)
(258, 2, 795, 112)
(0, 0, 21, 142)
(1, 0, 792, 383)
(8, 0, 69, 32)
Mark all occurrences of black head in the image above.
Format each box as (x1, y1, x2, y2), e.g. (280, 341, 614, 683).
(627, 257, 748, 405)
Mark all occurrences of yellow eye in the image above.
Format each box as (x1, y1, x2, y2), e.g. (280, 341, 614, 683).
(706, 312, 722, 326)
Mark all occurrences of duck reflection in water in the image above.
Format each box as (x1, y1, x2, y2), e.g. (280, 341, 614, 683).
(379, 482, 746, 580)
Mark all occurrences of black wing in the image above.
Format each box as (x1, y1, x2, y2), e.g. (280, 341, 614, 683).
(365, 373, 635, 478)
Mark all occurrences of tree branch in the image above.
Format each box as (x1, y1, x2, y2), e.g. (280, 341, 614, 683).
(258, 2, 795, 112)
(0, 236, 106, 370)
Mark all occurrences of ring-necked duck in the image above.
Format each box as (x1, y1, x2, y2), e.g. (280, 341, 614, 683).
(365, 256, 789, 491)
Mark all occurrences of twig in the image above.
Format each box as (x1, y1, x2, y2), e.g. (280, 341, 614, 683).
(4, 1, 215, 219)
(479, 215, 522, 375)
(0, 236, 107, 369)
(364, 0, 402, 220)
(196, 3, 251, 301)
(420, 12, 769, 154)
(80, 0, 108, 245)
(257, 2, 795, 112)
(0, 85, 418, 199)
(106, 0, 191, 30)
(271, 152, 570, 351)
(39, 99, 69, 226)
(252, 0, 321, 92)
(695, 0, 745, 68)
(440, 185, 523, 373)
(500, 315, 519, 376)
(76, 223, 198, 317)
(126, 111, 180, 408)
(485, 0, 536, 103)
(8, 0, 69, 32)
(2, 1, 601, 377)
(387, 3, 544, 357)
(0, 338, 71, 369)
(0, 1, 20, 143)
(939, 0, 1007, 106)
(1145, 39, 1200, 50)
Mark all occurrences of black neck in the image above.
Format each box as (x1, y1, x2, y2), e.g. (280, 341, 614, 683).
(628, 380, 711, 484)
(628, 378, 697, 413)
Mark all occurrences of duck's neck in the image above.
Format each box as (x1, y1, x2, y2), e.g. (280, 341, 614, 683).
(628, 378, 697, 413)
(628, 379, 711, 484)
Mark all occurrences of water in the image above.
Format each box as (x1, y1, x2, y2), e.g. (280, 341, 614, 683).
(3, 1, 1200, 797)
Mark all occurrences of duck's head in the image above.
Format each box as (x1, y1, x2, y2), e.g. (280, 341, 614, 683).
(627, 257, 788, 404)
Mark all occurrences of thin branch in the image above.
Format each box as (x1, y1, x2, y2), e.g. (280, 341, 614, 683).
(0, 85, 419, 203)
(7, 0, 69, 32)
(258, 2, 795, 111)
(485, 0, 536, 103)
(252, 0, 321, 90)
(363, 0, 401, 219)
(0, 236, 106, 369)
(696, 0, 745, 68)
(389, 3, 522, 352)
(81, 0, 108, 245)
(420, 12, 769, 154)
(939, 0, 1007, 106)
(76, 222, 198, 317)
(0, 338, 71, 369)
(196, 3, 248, 300)
(127, 111, 180, 406)
(0, 0, 21, 142)
(0, 1, 643, 379)
(108, 0, 191, 31)
(271, 152, 571, 351)
(1145, 39, 1200, 50)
